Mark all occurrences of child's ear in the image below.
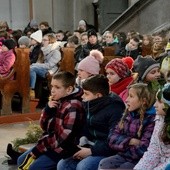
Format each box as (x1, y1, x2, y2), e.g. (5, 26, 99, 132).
(67, 86, 73, 94)
(96, 93, 103, 98)
(142, 98, 147, 105)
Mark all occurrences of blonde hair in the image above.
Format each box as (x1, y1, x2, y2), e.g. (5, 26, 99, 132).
(118, 83, 155, 138)
(44, 33, 56, 44)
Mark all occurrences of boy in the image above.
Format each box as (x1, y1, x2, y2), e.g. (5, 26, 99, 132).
(57, 74, 125, 170)
(17, 71, 85, 170)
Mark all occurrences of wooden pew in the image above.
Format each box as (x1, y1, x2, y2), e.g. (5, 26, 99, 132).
(59, 47, 75, 75)
(0, 48, 30, 115)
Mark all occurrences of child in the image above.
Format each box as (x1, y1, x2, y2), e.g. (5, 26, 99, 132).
(134, 83, 170, 170)
(133, 55, 163, 93)
(105, 56, 134, 101)
(0, 39, 16, 77)
(29, 30, 43, 64)
(76, 49, 104, 86)
(18, 36, 30, 48)
(17, 71, 85, 170)
(98, 83, 156, 169)
(57, 74, 126, 170)
(125, 37, 140, 60)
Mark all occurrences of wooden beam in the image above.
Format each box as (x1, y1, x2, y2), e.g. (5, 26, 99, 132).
(29, 0, 33, 20)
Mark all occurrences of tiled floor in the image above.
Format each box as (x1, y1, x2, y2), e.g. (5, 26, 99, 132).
(0, 122, 37, 169)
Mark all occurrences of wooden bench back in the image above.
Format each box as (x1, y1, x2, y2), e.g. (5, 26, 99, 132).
(59, 47, 75, 75)
(0, 48, 30, 115)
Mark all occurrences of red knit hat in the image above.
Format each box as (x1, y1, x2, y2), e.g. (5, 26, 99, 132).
(105, 58, 132, 78)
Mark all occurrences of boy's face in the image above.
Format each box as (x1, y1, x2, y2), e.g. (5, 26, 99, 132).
(82, 89, 100, 102)
(127, 39, 138, 51)
(105, 33, 113, 44)
(145, 67, 160, 82)
(50, 79, 72, 101)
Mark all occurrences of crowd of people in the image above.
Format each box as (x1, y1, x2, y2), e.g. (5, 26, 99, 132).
(1, 19, 170, 169)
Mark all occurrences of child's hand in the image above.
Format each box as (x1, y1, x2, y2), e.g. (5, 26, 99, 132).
(129, 138, 140, 146)
(73, 146, 92, 160)
(30, 152, 36, 159)
(48, 100, 59, 108)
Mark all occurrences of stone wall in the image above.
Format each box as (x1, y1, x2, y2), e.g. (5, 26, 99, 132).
(104, 0, 170, 35)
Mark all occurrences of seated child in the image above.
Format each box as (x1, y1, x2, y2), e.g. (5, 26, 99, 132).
(57, 74, 125, 170)
(17, 71, 85, 170)
(98, 83, 156, 169)
(18, 36, 30, 48)
(134, 83, 170, 170)
(0, 39, 16, 77)
(105, 56, 134, 101)
(76, 49, 104, 86)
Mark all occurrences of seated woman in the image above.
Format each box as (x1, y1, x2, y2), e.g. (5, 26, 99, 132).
(30, 33, 61, 99)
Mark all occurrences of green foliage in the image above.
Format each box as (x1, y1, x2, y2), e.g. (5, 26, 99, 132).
(12, 122, 43, 150)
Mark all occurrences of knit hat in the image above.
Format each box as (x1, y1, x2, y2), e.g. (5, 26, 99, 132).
(30, 30, 42, 43)
(79, 20, 86, 26)
(2, 39, 16, 50)
(78, 50, 104, 75)
(87, 29, 97, 38)
(133, 55, 160, 81)
(18, 36, 30, 47)
(29, 19, 38, 28)
(105, 57, 133, 79)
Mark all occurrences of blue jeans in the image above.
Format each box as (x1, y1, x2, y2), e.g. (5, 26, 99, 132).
(57, 156, 105, 170)
(17, 148, 60, 170)
(98, 154, 135, 169)
(165, 164, 170, 170)
(30, 65, 48, 89)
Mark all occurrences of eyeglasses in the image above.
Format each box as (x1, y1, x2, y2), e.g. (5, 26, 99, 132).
(42, 39, 49, 42)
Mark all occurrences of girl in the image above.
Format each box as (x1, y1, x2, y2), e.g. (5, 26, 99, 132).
(134, 83, 170, 170)
(98, 83, 156, 169)
(76, 50, 103, 87)
(105, 57, 134, 102)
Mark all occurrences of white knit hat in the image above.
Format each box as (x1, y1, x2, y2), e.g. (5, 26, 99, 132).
(30, 30, 42, 43)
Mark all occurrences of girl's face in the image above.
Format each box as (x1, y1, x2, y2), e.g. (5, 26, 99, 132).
(30, 38, 38, 45)
(154, 99, 166, 116)
(88, 35, 97, 45)
(82, 90, 99, 102)
(50, 79, 71, 101)
(145, 67, 161, 82)
(77, 69, 91, 80)
(1, 45, 9, 51)
(105, 33, 113, 44)
(143, 36, 150, 46)
(42, 35, 49, 47)
(106, 68, 120, 85)
(126, 88, 142, 112)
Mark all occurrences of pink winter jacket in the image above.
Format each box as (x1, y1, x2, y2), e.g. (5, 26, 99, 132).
(0, 49, 15, 77)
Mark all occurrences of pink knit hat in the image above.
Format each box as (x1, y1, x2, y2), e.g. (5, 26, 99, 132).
(105, 57, 134, 78)
(78, 50, 104, 75)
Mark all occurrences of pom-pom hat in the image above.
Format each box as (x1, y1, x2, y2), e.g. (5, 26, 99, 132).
(18, 36, 30, 47)
(105, 57, 134, 79)
(78, 50, 104, 75)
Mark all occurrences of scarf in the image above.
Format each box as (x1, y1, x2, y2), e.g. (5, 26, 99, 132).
(110, 76, 133, 95)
